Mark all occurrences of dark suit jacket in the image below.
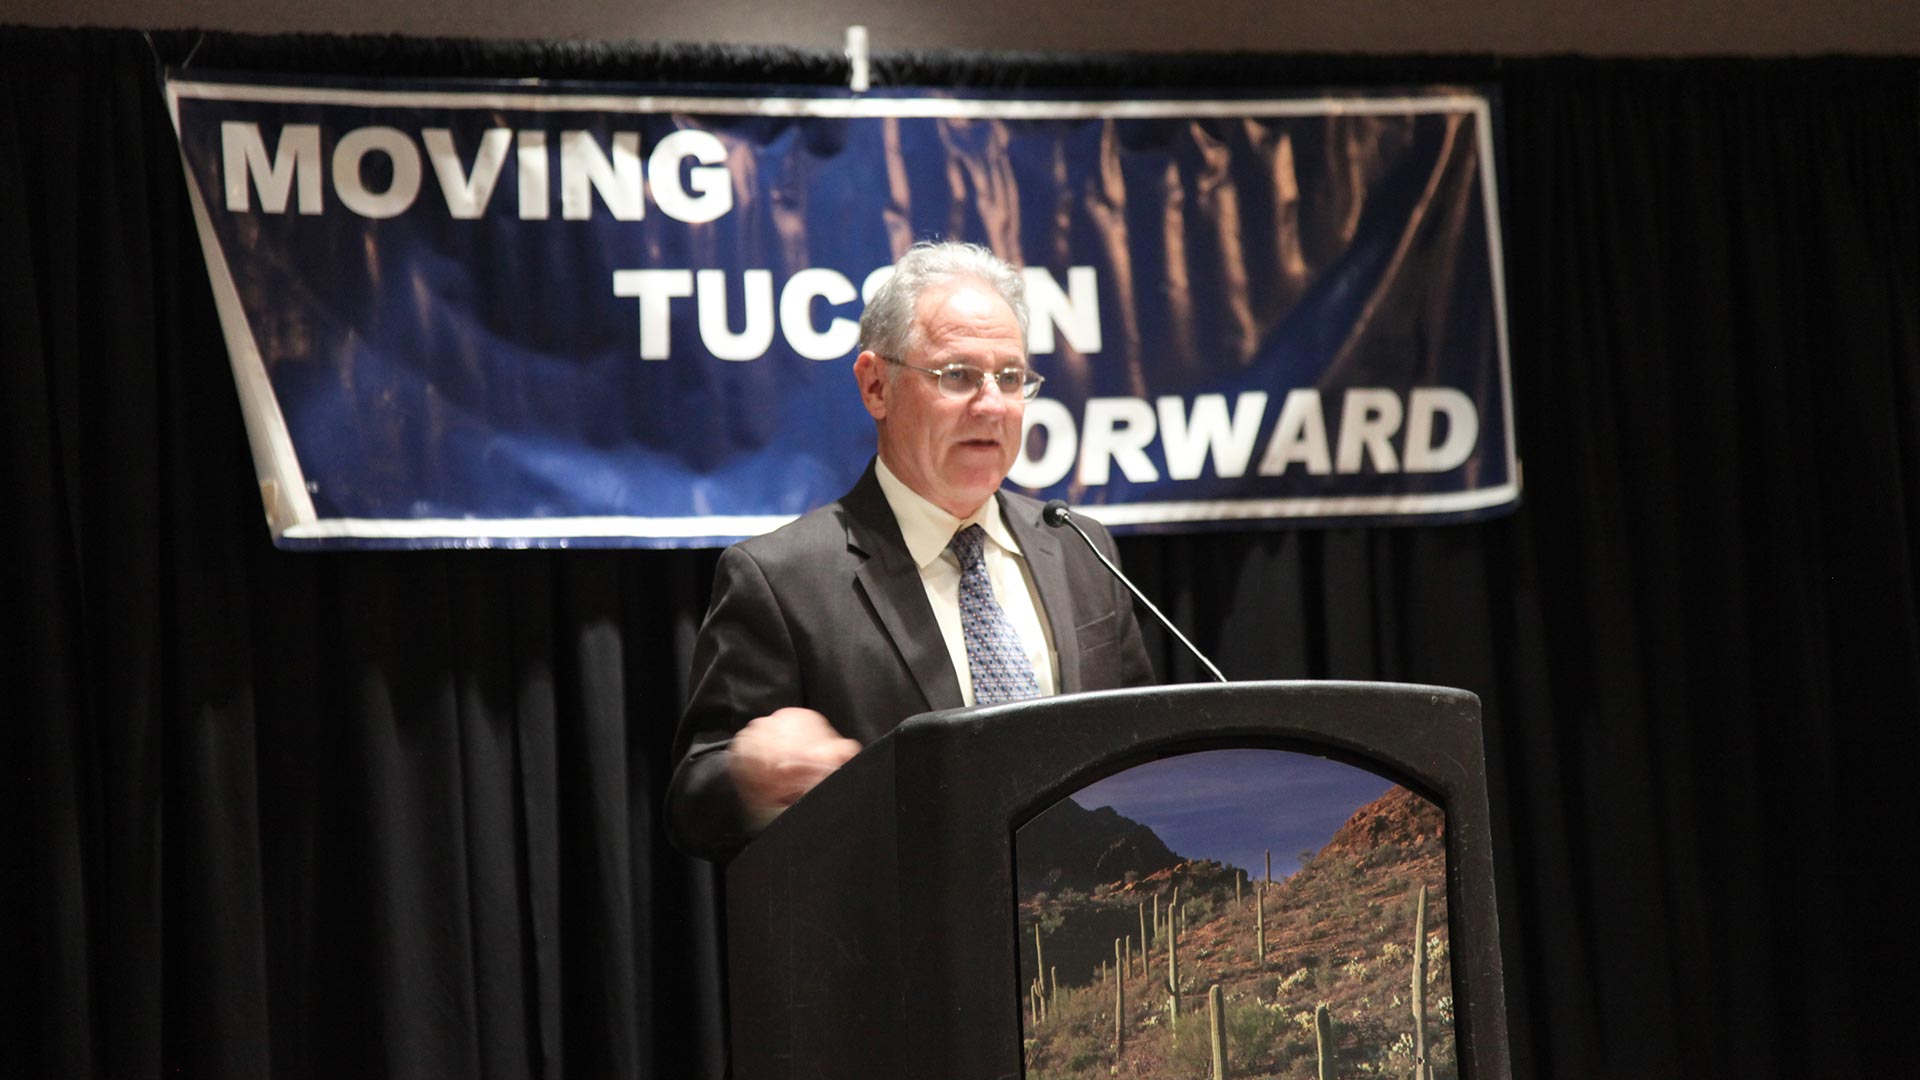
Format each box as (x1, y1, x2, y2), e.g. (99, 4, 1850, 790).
(665, 461, 1155, 861)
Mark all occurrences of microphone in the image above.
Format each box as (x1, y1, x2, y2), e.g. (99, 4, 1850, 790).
(1041, 500, 1227, 683)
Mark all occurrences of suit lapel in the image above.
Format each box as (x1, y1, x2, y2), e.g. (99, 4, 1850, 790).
(844, 465, 966, 714)
(1001, 493, 1083, 694)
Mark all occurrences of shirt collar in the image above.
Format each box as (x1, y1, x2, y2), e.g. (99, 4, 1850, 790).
(873, 456, 1024, 569)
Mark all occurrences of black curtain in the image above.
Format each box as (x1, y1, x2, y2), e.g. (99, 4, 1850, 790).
(3, 28, 1916, 1079)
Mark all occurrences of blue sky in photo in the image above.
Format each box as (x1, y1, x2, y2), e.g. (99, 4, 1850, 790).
(1065, 748, 1399, 882)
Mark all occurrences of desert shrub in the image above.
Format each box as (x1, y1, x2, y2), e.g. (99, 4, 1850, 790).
(1387, 1030, 1418, 1071)
(1382, 1027, 1458, 1080)
(1063, 1044, 1103, 1072)
(1163, 997, 1273, 1077)
(1023, 982, 1114, 1080)
(1224, 997, 1295, 1070)
(1168, 1013, 1215, 1074)
(1189, 893, 1215, 924)
(1361, 841, 1404, 868)
(1337, 1011, 1396, 1074)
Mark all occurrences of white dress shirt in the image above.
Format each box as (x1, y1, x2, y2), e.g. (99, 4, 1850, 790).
(873, 457, 1059, 705)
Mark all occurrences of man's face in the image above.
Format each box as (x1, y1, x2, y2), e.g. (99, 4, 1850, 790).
(855, 278, 1028, 519)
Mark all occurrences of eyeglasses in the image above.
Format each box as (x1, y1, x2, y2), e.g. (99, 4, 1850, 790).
(882, 356, 1046, 400)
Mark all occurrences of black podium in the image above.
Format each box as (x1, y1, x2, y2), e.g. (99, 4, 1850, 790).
(726, 680, 1511, 1080)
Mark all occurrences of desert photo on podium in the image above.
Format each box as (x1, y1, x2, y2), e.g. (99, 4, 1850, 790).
(1014, 749, 1458, 1079)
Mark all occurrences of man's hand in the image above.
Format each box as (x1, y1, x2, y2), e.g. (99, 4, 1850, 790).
(728, 707, 863, 810)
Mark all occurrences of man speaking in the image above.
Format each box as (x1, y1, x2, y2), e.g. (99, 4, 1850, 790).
(665, 241, 1154, 862)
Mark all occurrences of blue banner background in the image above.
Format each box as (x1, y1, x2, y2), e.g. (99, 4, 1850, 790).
(167, 77, 1516, 548)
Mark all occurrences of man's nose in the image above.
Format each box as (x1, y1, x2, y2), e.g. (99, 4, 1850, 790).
(968, 379, 1012, 415)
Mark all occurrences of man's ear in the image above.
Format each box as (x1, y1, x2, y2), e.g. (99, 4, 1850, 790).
(852, 351, 888, 420)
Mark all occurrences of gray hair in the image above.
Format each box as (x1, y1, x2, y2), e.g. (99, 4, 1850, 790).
(859, 241, 1030, 363)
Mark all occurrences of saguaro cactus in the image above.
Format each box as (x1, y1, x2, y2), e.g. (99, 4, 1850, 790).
(1138, 902, 1148, 971)
(1167, 886, 1181, 1018)
(1114, 938, 1126, 1053)
(1034, 924, 1045, 1002)
(1208, 984, 1229, 1080)
(1413, 884, 1429, 1080)
(1235, 869, 1242, 908)
(1314, 1003, 1334, 1080)
(1265, 850, 1272, 887)
(1255, 879, 1265, 964)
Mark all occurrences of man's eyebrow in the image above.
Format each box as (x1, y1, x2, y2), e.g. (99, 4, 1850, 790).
(927, 351, 1030, 369)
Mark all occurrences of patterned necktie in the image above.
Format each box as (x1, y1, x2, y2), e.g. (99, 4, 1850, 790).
(948, 524, 1043, 705)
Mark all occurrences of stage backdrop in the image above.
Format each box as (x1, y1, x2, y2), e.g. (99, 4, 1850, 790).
(166, 73, 1517, 548)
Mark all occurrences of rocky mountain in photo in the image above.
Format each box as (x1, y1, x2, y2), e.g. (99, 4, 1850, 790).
(1016, 797, 1182, 898)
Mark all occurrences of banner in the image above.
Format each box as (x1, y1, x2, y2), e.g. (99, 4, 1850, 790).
(166, 74, 1517, 549)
